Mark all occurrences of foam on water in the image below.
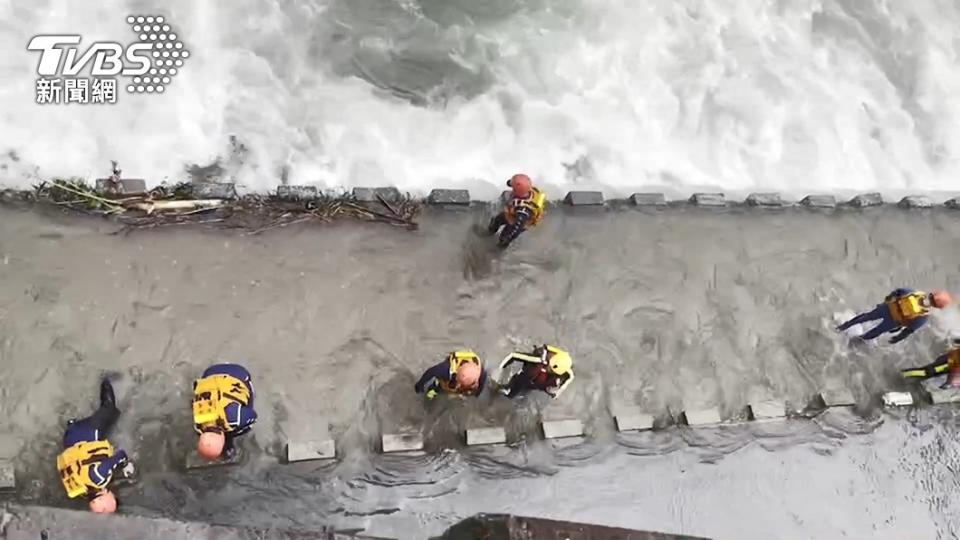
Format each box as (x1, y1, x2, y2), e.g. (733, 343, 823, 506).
(1, 0, 960, 199)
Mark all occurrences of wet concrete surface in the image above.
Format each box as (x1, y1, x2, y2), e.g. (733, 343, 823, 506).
(2, 204, 960, 539)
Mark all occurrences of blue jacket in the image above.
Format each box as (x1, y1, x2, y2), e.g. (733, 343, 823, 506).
(62, 425, 128, 490)
(200, 363, 258, 434)
(885, 288, 928, 343)
(415, 359, 487, 395)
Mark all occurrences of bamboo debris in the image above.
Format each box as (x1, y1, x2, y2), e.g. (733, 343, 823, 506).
(130, 199, 225, 215)
(2, 178, 421, 233)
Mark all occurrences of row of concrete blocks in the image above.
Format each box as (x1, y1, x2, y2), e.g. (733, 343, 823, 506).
(92, 180, 960, 209)
(0, 387, 952, 483)
(172, 385, 960, 471)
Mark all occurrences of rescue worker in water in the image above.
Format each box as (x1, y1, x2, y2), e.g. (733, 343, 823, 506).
(837, 288, 952, 344)
(901, 341, 960, 388)
(56, 378, 132, 514)
(488, 173, 547, 248)
(193, 363, 258, 461)
(414, 350, 487, 399)
(496, 345, 575, 399)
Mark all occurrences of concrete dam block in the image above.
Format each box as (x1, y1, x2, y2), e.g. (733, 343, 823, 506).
(745, 192, 784, 207)
(466, 426, 507, 446)
(95, 178, 147, 194)
(929, 388, 960, 405)
(190, 182, 237, 200)
(541, 419, 584, 440)
(381, 432, 424, 454)
(629, 192, 667, 206)
(681, 408, 722, 426)
(847, 192, 883, 207)
(882, 391, 914, 407)
(819, 387, 855, 408)
(427, 189, 470, 205)
(353, 186, 402, 203)
(0, 459, 14, 490)
(286, 439, 336, 463)
(748, 400, 786, 421)
(800, 195, 836, 208)
(275, 185, 318, 201)
(689, 193, 726, 207)
(563, 191, 604, 206)
(614, 409, 655, 432)
(898, 195, 933, 209)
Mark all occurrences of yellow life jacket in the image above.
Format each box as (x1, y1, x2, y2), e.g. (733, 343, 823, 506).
(56, 440, 114, 499)
(887, 292, 929, 325)
(193, 374, 251, 432)
(505, 188, 547, 227)
(437, 350, 481, 394)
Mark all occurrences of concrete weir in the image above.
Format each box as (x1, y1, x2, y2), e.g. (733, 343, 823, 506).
(819, 387, 856, 408)
(541, 419, 584, 440)
(286, 439, 336, 463)
(466, 426, 507, 446)
(353, 186, 402, 202)
(629, 192, 667, 206)
(381, 432, 425, 454)
(614, 407, 655, 432)
(85, 184, 960, 213)
(929, 388, 960, 405)
(563, 191, 604, 206)
(800, 195, 837, 208)
(10, 189, 960, 538)
(681, 408, 723, 427)
(881, 392, 914, 407)
(748, 400, 787, 421)
(426, 189, 470, 205)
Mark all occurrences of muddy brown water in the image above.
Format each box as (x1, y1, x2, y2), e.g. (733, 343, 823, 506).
(1, 204, 960, 539)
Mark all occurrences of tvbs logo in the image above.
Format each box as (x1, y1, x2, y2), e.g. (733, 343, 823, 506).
(27, 15, 189, 104)
(28, 36, 151, 77)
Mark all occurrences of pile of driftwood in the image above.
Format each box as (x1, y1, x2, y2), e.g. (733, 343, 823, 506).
(4, 178, 420, 235)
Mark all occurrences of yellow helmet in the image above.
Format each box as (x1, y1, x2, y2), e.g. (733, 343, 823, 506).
(548, 350, 572, 376)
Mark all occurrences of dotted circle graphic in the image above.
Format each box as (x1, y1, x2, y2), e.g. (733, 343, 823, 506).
(125, 14, 189, 94)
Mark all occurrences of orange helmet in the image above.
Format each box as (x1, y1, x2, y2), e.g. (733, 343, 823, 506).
(456, 362, 481, 389)
(89, 490, 117, 513)
(198, 431, 225, 461)
(507, 174, 532, 198)
(931, 290, 952, 308)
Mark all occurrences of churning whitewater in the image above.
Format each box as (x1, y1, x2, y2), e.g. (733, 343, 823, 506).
(2, 0, 960, 198)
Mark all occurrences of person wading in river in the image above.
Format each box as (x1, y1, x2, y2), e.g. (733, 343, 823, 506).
(901, 340, 960, 388)
(488, 173, 547, 249)
(414, 350, 487, 399)
(56, 377, 134, 514)
(193, 363, 258, 461)
(496, 344, 574, 399)
(837, 288, 952, 344)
